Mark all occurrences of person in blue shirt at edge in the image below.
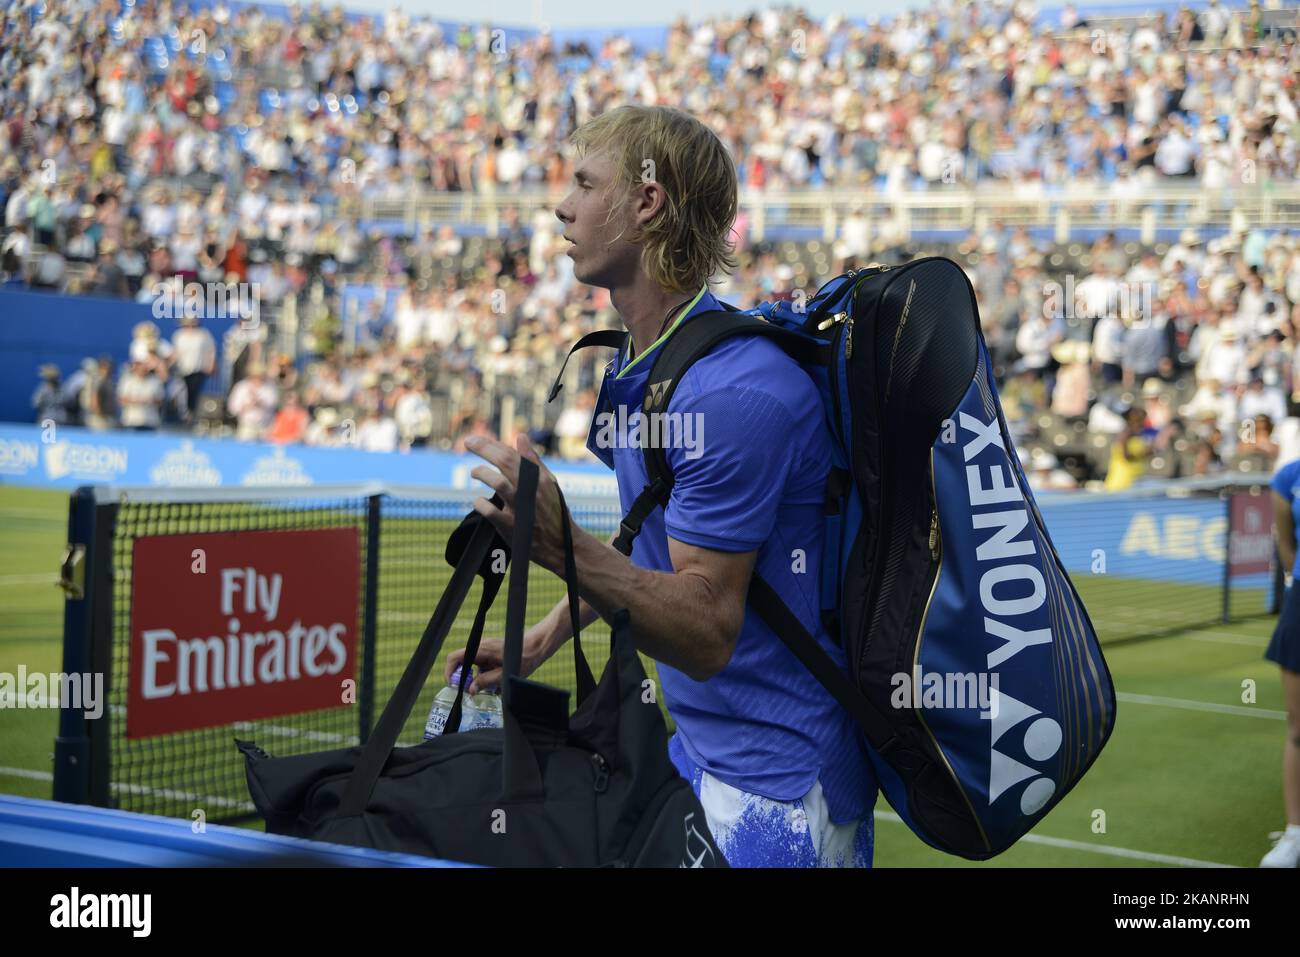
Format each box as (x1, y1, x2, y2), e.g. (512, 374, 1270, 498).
(448, 104, 875, 867)
(1261, 457, 1300, 867)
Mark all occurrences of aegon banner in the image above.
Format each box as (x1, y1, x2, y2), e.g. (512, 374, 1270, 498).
(127, 527, 360, 738)
(0, 423, 617, 497)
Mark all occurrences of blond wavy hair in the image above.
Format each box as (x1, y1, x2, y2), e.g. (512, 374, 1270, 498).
(569, 105, 739, 294)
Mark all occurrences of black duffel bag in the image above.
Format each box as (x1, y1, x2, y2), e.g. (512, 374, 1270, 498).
(236, 458, 727, 867)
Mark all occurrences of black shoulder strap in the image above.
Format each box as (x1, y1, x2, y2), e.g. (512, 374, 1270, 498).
(609, 310, 829, 556)
(747, 575, 898, 756)
(636, 309, 829, 519)
(596, 308, 886, 755)
(555, 305, 828, 556)
(547, 329, 628, 403)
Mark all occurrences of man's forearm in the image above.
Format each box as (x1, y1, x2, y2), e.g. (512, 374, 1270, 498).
(535, 528, 617, 656)
(560, 524, 737, 681)
(538, 590, 602, 650)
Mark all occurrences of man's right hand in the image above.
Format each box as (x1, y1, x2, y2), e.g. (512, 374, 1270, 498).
(444, 623, 552, 694)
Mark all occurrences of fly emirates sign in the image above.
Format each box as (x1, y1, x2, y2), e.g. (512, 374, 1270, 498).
(128, 528, 360, 738)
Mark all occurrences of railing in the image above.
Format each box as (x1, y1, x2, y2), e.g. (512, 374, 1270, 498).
(363, 184, 1300, 242)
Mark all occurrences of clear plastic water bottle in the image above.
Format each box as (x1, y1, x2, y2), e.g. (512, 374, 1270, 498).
(423, 667, 480, 739)
(470, 684, 503, 729)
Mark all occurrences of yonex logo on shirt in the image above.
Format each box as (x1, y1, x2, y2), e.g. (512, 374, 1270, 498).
(644, 378, 673, 411)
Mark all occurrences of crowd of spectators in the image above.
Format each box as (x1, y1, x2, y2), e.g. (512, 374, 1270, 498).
(28, 218, 1300, 491)
(6, 0, 1300, 488)
(960, 222, 1300, 489)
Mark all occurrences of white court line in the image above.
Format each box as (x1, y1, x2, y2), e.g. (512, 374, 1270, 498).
(1116, 691, 1286, 720)
(874, 811, 1236, 867)
(1094, 605, 1223, 624)
(0, 767, 53, 782)
(3, 697, 360, 747)
(0, 573, 58, 586)
(0, 767, 255, 812)
(1180, 633, 1270, 647)
(1094, 613, 1275, 644)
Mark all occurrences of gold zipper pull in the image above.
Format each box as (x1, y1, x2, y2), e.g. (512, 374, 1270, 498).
(928, 509, 939, 557)
(816, 311, 848, 332)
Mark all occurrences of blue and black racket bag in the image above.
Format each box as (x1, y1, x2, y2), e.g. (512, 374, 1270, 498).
(552, 256, 1116, 859)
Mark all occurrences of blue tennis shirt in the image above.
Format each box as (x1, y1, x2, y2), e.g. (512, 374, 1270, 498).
(1272, 458, 1300, 578)
(585, 285, 877, 825)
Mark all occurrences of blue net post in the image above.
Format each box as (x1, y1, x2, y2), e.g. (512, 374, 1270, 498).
(53, 487, 111, 806)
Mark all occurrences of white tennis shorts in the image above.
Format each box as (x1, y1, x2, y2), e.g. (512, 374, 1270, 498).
(682, 764, 874, 868)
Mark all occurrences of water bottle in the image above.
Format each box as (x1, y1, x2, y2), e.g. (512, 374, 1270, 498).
(423, 667, 480, 739)
(470, 683, 503, 729)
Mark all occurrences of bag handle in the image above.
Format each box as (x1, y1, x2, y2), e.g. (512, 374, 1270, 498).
(502, 458, 537, 687)
(497, 459, 600, 801)
(495, 459, 595, 701)
(339, 516, 500, 817)
(441, 481, 595, 728)
(442, 570, 502, 735)
(560, 491, 598, 703)
(339, 462, 594, 815)
(500, 457, 546, 800)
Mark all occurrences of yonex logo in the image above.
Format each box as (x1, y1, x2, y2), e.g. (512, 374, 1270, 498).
(644, 378, 673, 411)
(958, 409, 1060, 817)
(959, 411, 1053, 670)
(986, 688, 1062, 815)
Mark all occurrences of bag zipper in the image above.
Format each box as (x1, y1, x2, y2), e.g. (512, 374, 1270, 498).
(824, 263, 893, 445)
(591, 752, 610, 793)
(910, 453, 989, 852)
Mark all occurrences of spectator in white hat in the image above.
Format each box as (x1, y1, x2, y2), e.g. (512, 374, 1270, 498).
(227, 362, 278, 441)
(171, 315, 217, 422)
(116, 358, 164, 431)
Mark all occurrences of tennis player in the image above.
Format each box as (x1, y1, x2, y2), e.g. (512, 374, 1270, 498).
(1262, 457, 1300, 867)
(450, 105, 875, 867)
